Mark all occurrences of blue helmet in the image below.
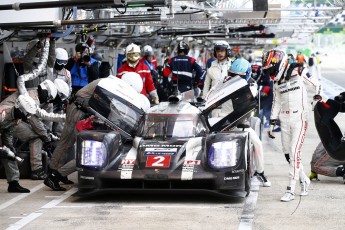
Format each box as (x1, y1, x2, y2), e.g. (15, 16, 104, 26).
(228, 58, 251, 81)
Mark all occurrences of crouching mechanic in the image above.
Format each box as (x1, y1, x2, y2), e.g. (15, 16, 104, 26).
(8, 79, 70, 180)
(227, 58, 271, 187)
(0, 134, 30, 193)
(309, 142, 345, 182)
(263, 49, 321, 202)
(45, 72, 150, 191)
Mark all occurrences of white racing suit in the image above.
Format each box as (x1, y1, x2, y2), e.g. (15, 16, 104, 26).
(310, 142, 345, 177)
(271, 65, 321, 192)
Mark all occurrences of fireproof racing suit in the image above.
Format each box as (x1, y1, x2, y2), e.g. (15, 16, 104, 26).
(0, 90, 65, 172)
(310, 142, 345, 177)
(270, 64, 321, 191)
(202, 58, 231, 99)
(163, 55, 203, 93)
(117, 61, 157, 97)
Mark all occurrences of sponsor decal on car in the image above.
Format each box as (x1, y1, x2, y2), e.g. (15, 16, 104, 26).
(144, 147, 177, 156)
(146, 155, 171, 168)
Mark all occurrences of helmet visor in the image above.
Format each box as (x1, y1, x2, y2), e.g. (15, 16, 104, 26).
(127, 52, 141, 62)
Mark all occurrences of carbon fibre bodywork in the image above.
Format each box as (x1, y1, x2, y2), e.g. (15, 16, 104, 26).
(76, 76, 256, 198)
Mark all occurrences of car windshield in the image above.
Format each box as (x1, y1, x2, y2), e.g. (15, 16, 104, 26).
(141, 113, 206, 139)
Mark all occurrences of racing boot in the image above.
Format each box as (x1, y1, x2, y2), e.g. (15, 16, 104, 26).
(31, 168, 47, 180)
(300, 177, 311, 196)
(255, 171, 271, 187)
(8, 181, 30, 193)
(44, 167, 66, 191)
(309, 171, 319, 181)
(54, 170, 74, 185)
(281, 186, 295, 202)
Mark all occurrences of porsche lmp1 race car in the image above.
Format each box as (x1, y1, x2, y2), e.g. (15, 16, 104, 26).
(76, 76, 259, 198)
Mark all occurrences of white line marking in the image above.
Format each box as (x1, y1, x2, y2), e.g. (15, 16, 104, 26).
(6, 212, 42, 230)
(0, 184, 45, 211)
(122, 205, 216, 209)
(41, 187, 78, 209)
(4, 187, 78, 230)
(238, 178, 260, 230)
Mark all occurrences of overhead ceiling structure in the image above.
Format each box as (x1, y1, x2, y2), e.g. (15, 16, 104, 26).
(0, 0, 344, 48)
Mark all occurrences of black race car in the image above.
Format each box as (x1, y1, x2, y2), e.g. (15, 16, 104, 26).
(76, 76, 258, 198)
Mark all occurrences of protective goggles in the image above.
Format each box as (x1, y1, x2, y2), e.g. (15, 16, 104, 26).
(56, 59, 68, 66)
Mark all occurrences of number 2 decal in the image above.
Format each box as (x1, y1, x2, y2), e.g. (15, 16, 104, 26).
(146, 156, 171, 168)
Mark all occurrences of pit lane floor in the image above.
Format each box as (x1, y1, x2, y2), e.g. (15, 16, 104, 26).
(1, 63, 345, 230)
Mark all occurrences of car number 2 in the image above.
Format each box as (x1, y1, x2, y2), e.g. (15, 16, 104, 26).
(146, 156, 171, 168)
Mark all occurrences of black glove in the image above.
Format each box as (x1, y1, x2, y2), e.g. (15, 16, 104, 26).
(284, 154, 290, 164)
(13, 107, 26, 120)
(267, 119, 277, 139)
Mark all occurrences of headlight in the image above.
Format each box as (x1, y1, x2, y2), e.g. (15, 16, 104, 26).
(208, 140, 240, 169)
(80, 140, 107, 167)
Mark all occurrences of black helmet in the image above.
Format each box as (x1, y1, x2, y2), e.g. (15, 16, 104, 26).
(177, 41, 189, 54)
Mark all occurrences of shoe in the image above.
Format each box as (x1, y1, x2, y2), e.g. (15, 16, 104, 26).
(53, 170, 74, 185)
(309, 171, 320, 181)
(255, 171, 271, 187)
(44, 174, 66, 191)
(31, 168, 47, 180)
(300, 177, 311, 196)
(272, 126, 281, 132)
(264, 122, 269, 128)
(8, 181, 30, 193)
(281, 187, 295, 202)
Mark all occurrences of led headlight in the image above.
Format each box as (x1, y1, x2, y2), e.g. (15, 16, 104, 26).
(208, 140, 240, 169)
(80, 140, 107, 167)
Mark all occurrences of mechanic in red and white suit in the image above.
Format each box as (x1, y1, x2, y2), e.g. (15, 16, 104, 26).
(117, 43, 159, 104)
(263, 49, 321, 202)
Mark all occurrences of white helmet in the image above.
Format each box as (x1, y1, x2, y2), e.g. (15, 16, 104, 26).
(55, 48, 68, 65)
(143, 45, 154, 56)
(121, 72, 143, 93)
(15, 95, 38, 116)
(54, 79, 70, 101)
(138, 94, 150, 112)
(39, 79, 57, 101)
(125, 43, 141, 63)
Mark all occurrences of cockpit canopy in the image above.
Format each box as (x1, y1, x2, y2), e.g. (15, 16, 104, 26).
(140, 113, 206, 139)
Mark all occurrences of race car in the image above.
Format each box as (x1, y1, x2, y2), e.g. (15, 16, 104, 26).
(76, 76, 258, 198)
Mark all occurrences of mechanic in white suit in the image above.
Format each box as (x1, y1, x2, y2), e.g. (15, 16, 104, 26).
(263, 49, 321, 202)
(202, 41, 232, 99)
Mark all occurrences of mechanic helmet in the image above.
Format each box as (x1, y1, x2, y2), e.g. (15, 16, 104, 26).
(55, 48, 68, 70)
(121, 72, 143, 93)
(177, 41, 189, 55)
(38, 79, 58, 103)
(143, 45, 154, 57)
(125, 43, 141, 64)
(15, 95, 38, 116)
(138, 94, 151, 112)
(262, 49, 287, 81)
(228, 58, 251, 81)
(213, 40, 230, 57)
(54, 79, 70, 101)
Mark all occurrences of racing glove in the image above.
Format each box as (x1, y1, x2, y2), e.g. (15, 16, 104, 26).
(312, 95, 323, 110)
(268, 119, 277, 139)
